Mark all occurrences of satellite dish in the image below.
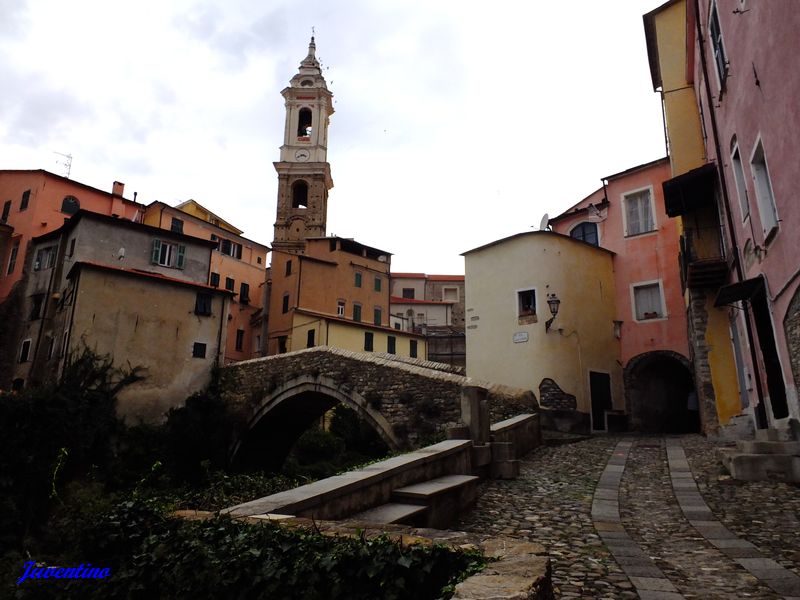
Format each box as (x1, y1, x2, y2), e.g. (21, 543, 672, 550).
(539, 213, 550, 231)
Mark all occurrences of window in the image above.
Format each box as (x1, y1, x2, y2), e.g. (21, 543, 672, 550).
(6, 239, 20, 275)
(337, 300, 345, 316)
(210, 272, 220, 287)
(19, 339, 32, 362)
(257, 256, 262, 265)
(61, 195, 80, 215)
(306, 329, 315, 348)
(709, 0, 728, 88)
(1, 200, 10, 222)
(353, 303, 362, 322)
(354, 272, 362, 288)
(170, 217, 184, 233)
(195, 292, 212, 316)
(192, 342, 207, 358)
(623, 189, 656, 236)
(225, 277, 235, 291)
(151, 240, 186, 269)
(236, 329, 245, 351)
(410, 339, 418, 358)
(20, 190, 30, 211)
(374, 307, 382, 326)
(402, 288, 415, 299)
(374, 277, 382, 292)
(67, 238, 76, 257)
(750, 139, 779, 239)
(240, 282, 250, 304)
(443, 287, 459, 302)
(61, 329, 69, 357)
(34, 246, 57, 271)
(633, 282, 665, 321)
(570, 222, 599, 246)
(278, 336, 288, 353)
(29, 293, 45, 320)
(518, 289, 536, 316)
(297, 107, 312, 138)
(731, 142, 749, 221)
(285, 260, 292, 276)
(282, 293, 290, 313)
(219, 238, 243, 259)
(387, 336, 396, 355)
(46, 336, 55, 360)
(364, 332, 374, 352)
(292, 181, 308, 209)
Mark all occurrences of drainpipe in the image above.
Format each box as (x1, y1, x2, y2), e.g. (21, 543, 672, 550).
(693, 0, 766, 426)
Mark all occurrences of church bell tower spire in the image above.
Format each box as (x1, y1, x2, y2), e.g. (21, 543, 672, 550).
(272, 36, 334, 253)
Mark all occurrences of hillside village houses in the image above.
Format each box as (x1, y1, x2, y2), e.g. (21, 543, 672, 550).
(1, 9, 798, 446)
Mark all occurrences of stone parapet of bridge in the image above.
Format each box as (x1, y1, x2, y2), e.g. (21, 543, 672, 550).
(221, 346, 538, 466)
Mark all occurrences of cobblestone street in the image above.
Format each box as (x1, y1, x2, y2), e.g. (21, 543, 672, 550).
(455, 435, 800, 599)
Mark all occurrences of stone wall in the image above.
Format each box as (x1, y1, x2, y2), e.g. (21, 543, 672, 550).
(783, 285, 800, 398)
(538, 378, 577, 410)
(687, 289, 721, 435)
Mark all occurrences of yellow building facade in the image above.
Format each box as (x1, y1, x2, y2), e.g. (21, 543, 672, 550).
(463, 232, 621, 431)
(644, 0, 742, 431)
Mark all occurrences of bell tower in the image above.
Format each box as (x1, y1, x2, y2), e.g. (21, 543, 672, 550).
(272, 37, 334, 253)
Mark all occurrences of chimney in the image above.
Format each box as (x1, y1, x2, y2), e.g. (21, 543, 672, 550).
(112, 181, 125, 196)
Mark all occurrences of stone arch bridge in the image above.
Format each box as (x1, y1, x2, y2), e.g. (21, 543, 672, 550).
(221, 346, 537, 470)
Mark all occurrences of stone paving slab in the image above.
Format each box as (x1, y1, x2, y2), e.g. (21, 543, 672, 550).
(456, 435, 799, 599)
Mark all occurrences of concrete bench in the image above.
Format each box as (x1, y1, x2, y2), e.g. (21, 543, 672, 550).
(347, 502, 427, 526)
(391, 474, 479, 528)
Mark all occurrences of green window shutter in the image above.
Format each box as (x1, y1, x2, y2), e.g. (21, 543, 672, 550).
(151, 239, 161, 264)
(176, 245, 186, 269)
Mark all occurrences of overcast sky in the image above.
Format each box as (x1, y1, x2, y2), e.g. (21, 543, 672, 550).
(1, 0, 668, 274)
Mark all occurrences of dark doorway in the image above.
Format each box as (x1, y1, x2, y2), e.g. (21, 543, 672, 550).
(590, 371, 612, 431)
(625, 352, 696, 433)
(751, 285, 789, 419)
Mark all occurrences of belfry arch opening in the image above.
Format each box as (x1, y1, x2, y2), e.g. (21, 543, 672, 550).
(233, 385, 394, 473)
(625, 351, 696, 433)
(292, 181, 309, 209)
(297, 108, 312, 138)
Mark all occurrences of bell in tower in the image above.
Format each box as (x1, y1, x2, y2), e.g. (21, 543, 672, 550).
(272, 36, 334, 254)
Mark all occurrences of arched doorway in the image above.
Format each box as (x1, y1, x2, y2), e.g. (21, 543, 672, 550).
(625, 351, 696, 433)
(232, 377, 400, 472)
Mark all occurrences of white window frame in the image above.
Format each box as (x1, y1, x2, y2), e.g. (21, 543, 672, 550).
(630, 279, 668, 322)
(442, 286, 460, 302)
(708, 0, 729, 91)
(569, 221, 600, 246)
(621, 185, 657, 238)
(336, 300, 345, 317)
(749, 136, 779, 241)
(730, 139, 750, 222)
(19, 338, 32, 363)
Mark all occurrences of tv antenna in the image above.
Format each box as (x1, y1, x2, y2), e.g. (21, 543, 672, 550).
(54, 152, 73, 178)
(538, 213, 550, 231)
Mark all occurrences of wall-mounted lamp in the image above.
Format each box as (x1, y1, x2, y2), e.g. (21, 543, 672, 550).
(545, 293, 561, 332)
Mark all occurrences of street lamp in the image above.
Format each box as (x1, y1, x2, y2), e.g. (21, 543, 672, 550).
(545, 293, 561, 332)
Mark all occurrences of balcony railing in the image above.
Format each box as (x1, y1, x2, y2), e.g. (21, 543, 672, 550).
(679, 227, 728, 289)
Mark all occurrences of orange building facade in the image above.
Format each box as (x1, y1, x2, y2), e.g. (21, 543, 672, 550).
(0, 170, 143, 302)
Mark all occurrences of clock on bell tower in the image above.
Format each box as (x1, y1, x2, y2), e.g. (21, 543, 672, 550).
(272, 36, 334, 254)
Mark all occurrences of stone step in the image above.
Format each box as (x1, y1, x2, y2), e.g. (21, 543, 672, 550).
(347, 502, 427, 525)
(736, 440, 800, 455)
(391, 474, 479, 529)
(392, 474, 479, 503)
(754, 428, 795, 442)
(719, 449, 800, 483)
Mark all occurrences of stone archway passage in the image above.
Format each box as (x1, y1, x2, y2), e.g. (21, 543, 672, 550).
(625, 352, 696, 434)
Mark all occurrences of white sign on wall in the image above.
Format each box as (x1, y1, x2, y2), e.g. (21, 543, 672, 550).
(513, 332, 529, 343)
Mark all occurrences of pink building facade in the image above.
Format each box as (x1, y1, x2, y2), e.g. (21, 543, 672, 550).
(551, 158, 694, 432)
(686, 0, 800, 426)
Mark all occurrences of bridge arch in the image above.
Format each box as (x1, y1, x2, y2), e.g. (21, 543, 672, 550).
(231, 375, 402, 471)
(624, 350, 696, 433)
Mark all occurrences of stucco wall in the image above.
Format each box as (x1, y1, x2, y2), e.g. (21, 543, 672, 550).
(465, 232, 621, 419)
